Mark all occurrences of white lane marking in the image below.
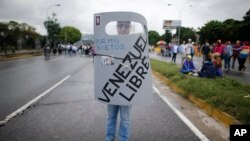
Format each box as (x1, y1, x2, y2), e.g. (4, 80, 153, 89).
(153, 86, 210, 141)
(0, 75, 71, 125)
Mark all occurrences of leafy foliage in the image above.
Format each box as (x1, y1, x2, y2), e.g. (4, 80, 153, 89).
(199, 20, 224, 44)
(0, 21, 40, 56)
(148, 30, 161, 45)
(178, 27, 196, 43)
(199, 9, 250, 44)
(44, 13, 82, 46)
(160, 30, 172, 44)
(44, 13, 61, 47)
(59, 26, 82, 44)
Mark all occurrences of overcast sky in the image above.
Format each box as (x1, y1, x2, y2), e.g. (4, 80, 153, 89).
(0, 0, 249, 35)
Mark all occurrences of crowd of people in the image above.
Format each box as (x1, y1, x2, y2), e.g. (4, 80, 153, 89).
(157, 39, 250, 78)
(43, 43, 95, 60)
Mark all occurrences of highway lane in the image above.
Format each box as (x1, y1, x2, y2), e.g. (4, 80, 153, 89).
(0, 54, 228, 140)
(0, 55, 89, 121)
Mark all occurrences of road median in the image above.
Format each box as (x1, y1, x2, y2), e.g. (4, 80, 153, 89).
(153, 71, 240, 127)
(150, 59, 250, 126)
(0, 50, 42, 62)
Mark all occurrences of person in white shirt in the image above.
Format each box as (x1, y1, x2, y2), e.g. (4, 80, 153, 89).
(179, 41, 187, 64)
(186, 38, 192, 57)
(171, 42, 179, 63)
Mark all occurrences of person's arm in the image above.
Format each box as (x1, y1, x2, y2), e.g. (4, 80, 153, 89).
(234, 46, 243, 51)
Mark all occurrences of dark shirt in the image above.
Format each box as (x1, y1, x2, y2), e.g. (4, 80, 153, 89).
(202, 45, 210, 56)
(199, 60, 216, 78)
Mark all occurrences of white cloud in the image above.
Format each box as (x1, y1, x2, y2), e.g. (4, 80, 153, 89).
(0, 0, 249, 35)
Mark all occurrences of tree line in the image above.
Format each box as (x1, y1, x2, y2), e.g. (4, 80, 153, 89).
(149, 9, 250, 46)
(1, 9, 249, 56)
(0, 13, 82, 56)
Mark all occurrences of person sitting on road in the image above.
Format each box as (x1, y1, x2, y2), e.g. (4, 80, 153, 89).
(198, 54, 216, 78)
(212, 53, 223, 77)
(180, 55, 196, 75)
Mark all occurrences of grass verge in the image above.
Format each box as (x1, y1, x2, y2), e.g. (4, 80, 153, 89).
(151, 58, 250, 124)
(0, 50, 42, 62)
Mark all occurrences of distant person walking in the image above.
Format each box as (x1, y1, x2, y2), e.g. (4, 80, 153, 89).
(90, 45, 96, 62)
(202, 41, 211, 63)
(171, 42, 178, 63)
(213, 39, 225, 60)
(238, 41, 250, 71)
(179, 41, 187, 64)
(232, 40, 241, 69)
(52, 47, 57, 56)
(186, 39, 193, 58)
(223, 41, 233, 71)
(44, 44, 50, 60)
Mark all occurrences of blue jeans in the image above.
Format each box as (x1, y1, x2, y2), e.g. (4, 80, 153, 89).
(106, 105, 132, 141)
(224, 55, 231, 69)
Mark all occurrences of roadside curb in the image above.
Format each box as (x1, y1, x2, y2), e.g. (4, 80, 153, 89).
(152, 70, 241, 128)
(0, 54, 34, 62)
(0, 52, 42, 62)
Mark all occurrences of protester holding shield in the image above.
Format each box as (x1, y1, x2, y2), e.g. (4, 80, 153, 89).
(105, 21, 132, 141)
(94, 12, 153, 141)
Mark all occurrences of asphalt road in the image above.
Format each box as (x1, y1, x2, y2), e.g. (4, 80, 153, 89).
(0, 54, 228, 141)
(0, 55, 87, 120)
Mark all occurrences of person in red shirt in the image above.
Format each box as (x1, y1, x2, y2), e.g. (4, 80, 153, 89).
(213, 39, 225, 61)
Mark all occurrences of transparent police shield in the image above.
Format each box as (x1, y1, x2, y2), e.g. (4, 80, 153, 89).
(94, 12, 153, 105)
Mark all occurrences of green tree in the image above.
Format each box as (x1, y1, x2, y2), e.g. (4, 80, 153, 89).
(199, 20, 224, 44)
(148, 30, 160, 45)
(243, 9, 250, 21)
(0, 21, 40, 56)
(44, 13, 61, 47)
(238, 9, 250, 41)
(222, 19, 240, 42)
(178, 27, 196, 43)
(59, 26, 82, 44)
(161, 30, 172, 44)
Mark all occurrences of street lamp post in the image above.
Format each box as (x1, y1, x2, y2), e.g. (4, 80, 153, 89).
(168, 4, 192, 46)
(46, 4, 61, 22)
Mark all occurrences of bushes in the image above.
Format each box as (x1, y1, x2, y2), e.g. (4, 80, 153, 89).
(151, 59, 250, 124)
